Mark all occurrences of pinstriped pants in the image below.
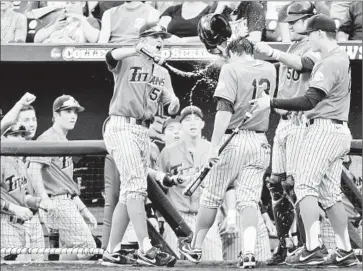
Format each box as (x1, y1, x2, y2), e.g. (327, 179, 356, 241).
(103, 116, 150, 204)
(271, 117, 306, 176)
(216, 210, 271, 261)
(295, 119, 352, 209)
(163, 211, 223, 260)
(201, 131, 270, 211)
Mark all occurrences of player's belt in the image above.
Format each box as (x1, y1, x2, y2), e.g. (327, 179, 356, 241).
(48, 193, 77, 200)
(307, 119, 344, 126)
(9, 215, 25, 225)
(124, 116, 151, 128)
(225, 129, 264, 134)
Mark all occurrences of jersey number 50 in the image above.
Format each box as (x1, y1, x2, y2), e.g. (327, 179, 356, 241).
(252, 78, 271, 99)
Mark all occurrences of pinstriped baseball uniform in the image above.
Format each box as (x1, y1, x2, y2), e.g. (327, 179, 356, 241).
(1, 157, 44, 261)
(200, 59, 276, 211)
(272, 39, 320, 176)
(28, 127, 96, 249)
(104, 54, 175, 205)
(159, 139, 223, 260)
(216, 205, 271, 261)
(295, 47, 352, 209)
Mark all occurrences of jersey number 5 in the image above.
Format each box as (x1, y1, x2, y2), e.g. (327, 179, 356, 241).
(252, 78, 271, 99)
(150, 88, 161, 101)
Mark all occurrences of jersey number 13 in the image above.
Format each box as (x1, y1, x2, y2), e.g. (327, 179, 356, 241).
(252, 78, 271, 99)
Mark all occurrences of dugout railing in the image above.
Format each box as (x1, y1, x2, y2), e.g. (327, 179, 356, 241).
(0, 140, 362, 259)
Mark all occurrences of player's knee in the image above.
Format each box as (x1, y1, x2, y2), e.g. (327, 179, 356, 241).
(126, 191, 147, 202)
(236, 201, 259, 212)
(266, 173, 285, 201)
(200, 194, 223, 209)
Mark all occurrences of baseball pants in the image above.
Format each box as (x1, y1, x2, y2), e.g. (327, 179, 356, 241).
(103, 116, 150, 204)
(272, 116, 306, 176)
(295, 119, 352, 209)
(163, 211, 223, 260)
(39, 196, 96, 249)
(201, 130, 270, 211)
(1, 213, 45, 261)
(216, 210, 271, 261)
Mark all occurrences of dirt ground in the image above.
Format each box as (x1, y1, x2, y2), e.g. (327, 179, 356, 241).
(1, 261, 362, 271)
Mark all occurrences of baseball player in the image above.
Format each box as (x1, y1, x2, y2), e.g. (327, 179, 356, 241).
(1, 124, 45, 261)
(1, 92, 36, 136)
(254, 2, 323, 264)
(158, 106, 223, 261)
(27, 95, 97, 261)
(250, 14, 359, 267)
(16, 105, 37, 141)
(179, 38, 276, 269)
(102, 22, 179, 266)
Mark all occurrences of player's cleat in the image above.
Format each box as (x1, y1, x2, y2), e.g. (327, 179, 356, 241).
(101, 250, 136, 266)
(285, 245, 325, 266)
(267, 245, 287, 265)
(237, 252, 256, 269)
(322, 248, 359, 267)
(178, 238, 202, 263)
(136, 247, 176, 267)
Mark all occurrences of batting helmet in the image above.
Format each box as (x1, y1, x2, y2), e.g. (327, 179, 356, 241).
(197, 14, 232, 54)
(284, 1, 317, 23)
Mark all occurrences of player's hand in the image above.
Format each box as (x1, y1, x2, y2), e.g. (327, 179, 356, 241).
(81, 208, 98, 230)
(170, 174, 186, 186)
(265, 220, 277, 237)
(24, 194, 42, 210)
(249, 92, 271, 114)
(291, 111, 305, 126)
(8, 204, 33, 221)
(18, 92, 36, 107)
(255, 42, 274, 57)
(39, 198, 56, 213)
(207, 146, 219, 168)
(167, 97, 180, 115)
(219, 216, 239, 239)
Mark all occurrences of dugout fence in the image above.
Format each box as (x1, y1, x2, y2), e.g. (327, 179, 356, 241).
(0, 140, 362, 259)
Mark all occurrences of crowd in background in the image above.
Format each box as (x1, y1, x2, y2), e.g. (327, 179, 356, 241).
(1, 1, 362, 44)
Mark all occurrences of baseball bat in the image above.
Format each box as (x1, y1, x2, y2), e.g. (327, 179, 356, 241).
(139, 48, 205, 79)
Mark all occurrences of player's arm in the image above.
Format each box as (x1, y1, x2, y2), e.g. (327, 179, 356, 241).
(27, 162, 50, 200)
(211, 66, 237, 149)
(98, 9, 111, 43)
(255, 42, 318, 72)
(1, 92, 36, 136)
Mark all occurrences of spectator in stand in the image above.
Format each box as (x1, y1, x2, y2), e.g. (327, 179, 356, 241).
(330, 1, 351, 26)
(98, 1, 160, 44)
(89, 1, 124, 21)
(148, 1, 182, 15)
(1, 1, 27, 43)
(214, 1, 266, 42)
(159, 2, 215, 42)
(337, 1, 362, 41)
(33, 1, 100, 43)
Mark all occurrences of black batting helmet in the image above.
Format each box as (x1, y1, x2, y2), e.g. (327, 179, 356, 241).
(284, 1, 317, 23)
(197, 14, 232, 54)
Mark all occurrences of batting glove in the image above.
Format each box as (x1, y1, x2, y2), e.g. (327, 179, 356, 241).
(255, 42, 281, 60)
(81, 208, 98, 230)
(219, 210, 239, 239)
(8, 203, 33, 221)
(249, 92, 271, 113)
(39, 198, 56, 213)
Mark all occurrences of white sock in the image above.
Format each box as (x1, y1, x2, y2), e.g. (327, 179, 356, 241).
(335, 228, 352, 252)
(142, 237, 153, 253)
(306, 221, 320, 251)
(243, 226, 257, 254)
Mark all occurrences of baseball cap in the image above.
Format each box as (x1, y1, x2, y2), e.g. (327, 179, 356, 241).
(284, 1, 317, 23)
(3, 124, 30, 137)
(53, 95, 84, 112)
(162, 116, 181, 133)
(298, 14, 336, 35)
(139, 23, 172, 39)
(180, 106, 204, 122)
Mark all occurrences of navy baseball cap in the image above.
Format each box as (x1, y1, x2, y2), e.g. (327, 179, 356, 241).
(3, 124, 30, 137)
(162, 116, 181, 133)
(284, 1, 317, 23)
(139, 23, 172, 39)
(298, 14, 336, 35)
(180, 106, 204, 122)
(53, 95, 84, 112)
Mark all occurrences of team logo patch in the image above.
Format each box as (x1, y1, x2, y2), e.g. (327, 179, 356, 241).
(312, 71, 324, 82)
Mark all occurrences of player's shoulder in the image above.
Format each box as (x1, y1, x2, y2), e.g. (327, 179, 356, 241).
(36, 127, 56, 141)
